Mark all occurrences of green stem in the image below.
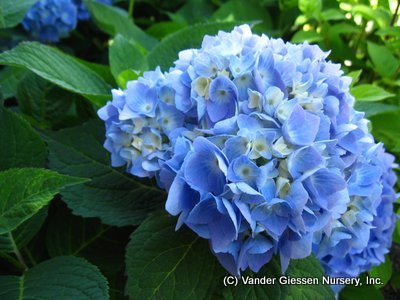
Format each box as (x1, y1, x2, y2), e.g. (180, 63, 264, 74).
(8, 232, 28, 271)
(128, 0, 135, 18)
(0, 250, 24, 271)
(391, 1, 400, 26)
(353, 21, 367, 54)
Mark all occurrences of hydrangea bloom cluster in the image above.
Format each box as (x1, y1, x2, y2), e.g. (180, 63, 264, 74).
(22, 0, 112, 42)
(22, 0, 78, 42)
(98, 25, 398, 280)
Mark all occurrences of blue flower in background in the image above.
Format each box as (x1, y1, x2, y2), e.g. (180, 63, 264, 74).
(22, 0, 78, 42)
(98, 25, 398, 283)
(73, 0, 112, 21)
(22, 0, 113, 42)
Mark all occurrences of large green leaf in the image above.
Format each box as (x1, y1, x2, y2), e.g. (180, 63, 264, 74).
(221, 254, 334, 299)
(220, 259, 283, 300)
(340, 274, 384, 300)
(0, 206, 48, 253)
(282, 257, 334, 299)
(368, 256, 392, 288)
(44, 119, 166, 227)
(354, 102, 400, 118)
(147, 22, 240, 70)
(86, 1, 158, 51)
(351, 84, 394, 102)
(0, 168, 86, 234)
(0, 256, 109, 299)
(352, 5, 391, 29)
(167, 0, 215, 25)
(0, 67, 26, 100)
(17, 71, 75, 127)
(370, 111, 400, 150)
(46, 202, 130, 275)
(146, 22, 186, 40)
(367, 42, 400, 78)
(126, 212, 224, 299)
(0, 42, 111, 106)
(0, 107, 47, 171)
(109, 34, 147, 80)
(0, 0, 37, 29)
(298, 0, 322, 17)
(45, 202, 130, 300)
(126, 213, 334, 299)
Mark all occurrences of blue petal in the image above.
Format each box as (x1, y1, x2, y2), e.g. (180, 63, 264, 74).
(304, 168, 347, 198)
(165, 175, 200, 216)
(227, 155, 261, 188)
(184, 137, 228, 195)
(282, 105, 320, 146)
(224, 136, 250, 161)
(208, 76, 238, 122)
(288, 146, 324, 179)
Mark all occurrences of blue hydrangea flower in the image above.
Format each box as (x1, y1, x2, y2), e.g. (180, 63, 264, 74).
(22, 0, 78, 43)
(98, 25, 398, 282)
(73, 0, 112, 21)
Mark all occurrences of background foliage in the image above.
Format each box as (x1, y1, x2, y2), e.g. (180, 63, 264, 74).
(0, 0, 399, 299)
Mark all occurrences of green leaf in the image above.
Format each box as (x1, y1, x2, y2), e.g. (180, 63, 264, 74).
(211, 0, 272, 33)
(44, 119, 165, 227)
(0, 256, 109, 299)
(116, 69, 141, 89)
(347, 70, 362, 87)
(0, 206, 48, 253)
(109, 35, 147, 80)
(220, 259, 282, 299)
(0, 0, 37, 29)
(291, 30, 323, 43)
(367, 42, 400, 78)
(0, 42, 111, 107)
(368, 256, 392, 288)
(76, 59, 116, 86)
(370, 111, 400, 150)
(283, 257, 334, 299)
(16, 71, 75, 127)
(330, 23, 359, 35)
(0, 107, 47, 171)
(168, 0, 215, 25)
(222, 256, 334, 299)
(146, 21, 186, 40)
(147, 22, 240, 71)
(298, 0, 322, 17)
(126, 212, 223, 299)
(375, 27, 400, 38)
(340, 275, 384, 300)
(351, 84, 394, 102)
(354, 102, 400, 118)
(0, 67, 26, 100)
(46, 202, 130, 275)
(86, 1, 158, 51)
(320, 9, 345, 21)
(0, 168, 86, 234)
(126, 212, 334, 299)
(352, 5, 391, 29)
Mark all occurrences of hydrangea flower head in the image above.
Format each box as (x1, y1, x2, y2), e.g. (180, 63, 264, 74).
(22, 0, 78, 43)
(98, 25, 398, 280)
(73, 0, 113, 21)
